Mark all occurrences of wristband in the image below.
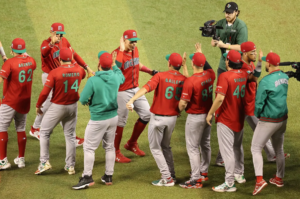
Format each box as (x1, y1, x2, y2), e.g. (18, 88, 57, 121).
(253, 70, 261, 78)
(228, 45, 231, 50)
(0, 47, 6, 57)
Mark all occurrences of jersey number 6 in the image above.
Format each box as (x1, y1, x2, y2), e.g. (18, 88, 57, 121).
(19, 69, 33, 83)
(165, 86, 182, 101)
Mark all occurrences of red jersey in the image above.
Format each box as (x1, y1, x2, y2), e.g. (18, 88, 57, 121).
(143, 70, 186, 116)
(242, 61, 257, 116)
(113, 47, 139, 91)
(215, 69, 249, 132)
(0, 55, 36, 114)
(181, 69, 216, 114)
(37, 64, 86, 106)
(41, 37, 87, 73)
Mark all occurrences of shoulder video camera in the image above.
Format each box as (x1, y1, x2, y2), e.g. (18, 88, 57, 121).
(199, 20, 223, 41)
(279, 62, 300, 81)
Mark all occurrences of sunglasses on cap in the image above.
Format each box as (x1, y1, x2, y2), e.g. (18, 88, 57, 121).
(130, 41, 137, 44)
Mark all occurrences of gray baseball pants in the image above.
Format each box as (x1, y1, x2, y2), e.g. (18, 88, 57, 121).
(83, 116, 118, 177)
(0, 104, 27, 132)
(148, 113, 177, 179)
(251, 120, 287, 178)
(33, 73, 52, 129)
(40, 103, 77, 167)
(217, 123, 244, 185)
(185, 114, 211, 180)
(215, 115, 276, 163)
(117, 87, 150, 127)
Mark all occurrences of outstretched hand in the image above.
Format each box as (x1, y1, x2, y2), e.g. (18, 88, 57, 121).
(120, 36, 125, 52)
(182, 52, 186, 66)
(259, 49, 263, 62)
(195, 42, 202, 53)
(112, 51, 117, 65)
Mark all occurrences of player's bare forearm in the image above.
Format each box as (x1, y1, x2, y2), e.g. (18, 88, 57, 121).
(0, 76, 3, 84)
(178, 99, 188, 112)
(131, 87, 148, 102)
(206, 94, 225, 126)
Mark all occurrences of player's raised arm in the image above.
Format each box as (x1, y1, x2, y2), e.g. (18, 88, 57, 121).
(181, 52, 189, 78)
(0, 41, 8, 62)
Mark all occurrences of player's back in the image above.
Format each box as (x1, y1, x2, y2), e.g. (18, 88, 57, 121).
(150, 70, 186, 116)
(48, 64, 85, 105)
(215, 69, 249, 132)
(1, 55, 36, 114)
(183, 69, 216, 114)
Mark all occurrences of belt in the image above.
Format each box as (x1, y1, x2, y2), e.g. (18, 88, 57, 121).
(155, 114, 173, 117)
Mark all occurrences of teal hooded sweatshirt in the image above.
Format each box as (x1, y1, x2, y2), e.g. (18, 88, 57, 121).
(79, 65, 125, 121)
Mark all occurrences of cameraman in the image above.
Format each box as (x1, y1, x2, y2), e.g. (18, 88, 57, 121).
(211, 2, 248, 77)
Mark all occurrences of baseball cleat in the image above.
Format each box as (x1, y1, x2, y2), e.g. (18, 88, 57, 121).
(269, 153, 290, 162)
(253, 179, 268, 195)
(0, 157, 11, 170)
(101, 174, 113, 185)
(171, 175, 176, 183)
(189, 172, 209, 181)
(115, 152, 131, 163)
(152, 177, 175, 187)
(14, 157, 25, 168)
(179, 178, 203, 189)
(29, 126, 40, 140)
(216, 161, 225, 167)
(124, 142, 145, 156)
(35, 160, 52, 175)
(234, 173, 246, 183)
(269, 177, 284, 187)
(72, 175, 95, 190)
(75, 136, 84, 147)
(64, 165, 75, 175)
(212, 182, 237, 192)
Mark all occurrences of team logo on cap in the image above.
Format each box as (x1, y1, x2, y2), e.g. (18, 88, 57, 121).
(227, 4, 231, 8)
(133, 32, 136, 37)
(58, 26, 62, 30)
(124, 35, 128, 39)
(18, 45, 22, 49)
(51, 27, 53, 31)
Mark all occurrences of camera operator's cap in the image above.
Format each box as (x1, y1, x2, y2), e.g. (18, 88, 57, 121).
(189, 53, 206, 67)
(11, 38, 26, 53)
(166, 53, 182, 67)
(224, 2, 238, 13)
(98, 51, 108, 59)
(123, 30, 141, 41)
(262, 52, 280, 66)
(51, 23, 66, 34)
(241, 41, 256, 52)
(225, 50, 242, 64)
(59, 48, 72, 61)
(99, 52, 113, 69)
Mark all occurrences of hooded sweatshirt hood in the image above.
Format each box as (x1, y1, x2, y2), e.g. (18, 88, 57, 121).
(95, 70, 113, 82)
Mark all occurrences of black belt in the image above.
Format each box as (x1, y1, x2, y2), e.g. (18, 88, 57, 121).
(155, 114, 173, 117)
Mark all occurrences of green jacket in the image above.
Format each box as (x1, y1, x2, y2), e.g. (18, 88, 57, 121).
(255, 70, 289, 122)
(79, 65, 125, 121)
(215, 17, 248, 71)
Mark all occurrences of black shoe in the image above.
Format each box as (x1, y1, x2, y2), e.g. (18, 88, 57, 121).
(101, 174, 113, 185)
(72, 175, 95, 190)
(179, 179, 203, 189)
(171, 175, 176, 183)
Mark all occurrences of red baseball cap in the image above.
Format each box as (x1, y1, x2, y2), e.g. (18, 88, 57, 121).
(189, 53, 206, 67)
(226, 50, 242, 63)
(59, 48, 72, 61)
(51, 23, 66, 34)
(241, 41, 256, 52)
(11, 38, 26, 53)
(262, 52, 280, 66)
(99, 52, 113, 69)
(165, 53, 182, 67)
(123, 30, 140, 41)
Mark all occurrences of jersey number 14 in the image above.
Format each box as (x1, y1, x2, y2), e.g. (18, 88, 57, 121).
(63, 80, 79, 93)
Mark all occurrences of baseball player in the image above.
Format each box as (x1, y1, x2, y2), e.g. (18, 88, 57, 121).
(126, 52, 187, 186)
(206, 50, 260, 192)
(29, 23, 93, 147)
(0, 38, 36, 169)
(178, 44, 215, 189)
(35, 48, 86, 175)
(252, 52, 289, 195)
(112, 30, 158, 163)
(72, 46, 125, 189)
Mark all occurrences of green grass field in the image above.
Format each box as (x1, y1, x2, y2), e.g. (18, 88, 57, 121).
(1, 0, 300, 198)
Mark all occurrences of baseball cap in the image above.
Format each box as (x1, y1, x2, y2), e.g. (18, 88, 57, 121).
(123, 30, 141, 41)
(165, 53, 182, 67)
(262, 52, 280, 66)
(224, 2, 238, 13)
(59, 48, 72, 61)
(225, 50, 242, 64)
(98, 51, 108, 59)
(51, 23, 66, 34)
(241, 41, 256, 53)
(189, 53, 206, 67)
(11, 38, 26, 53)
(99, 52, 113, 69)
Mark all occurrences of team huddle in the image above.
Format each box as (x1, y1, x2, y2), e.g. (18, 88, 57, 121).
(0, 1, 291, 196)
